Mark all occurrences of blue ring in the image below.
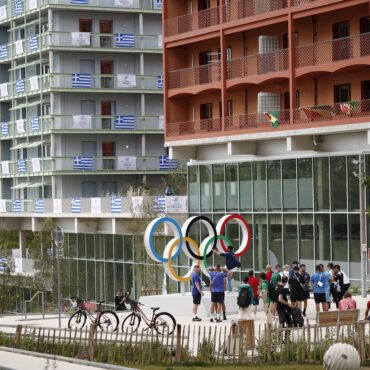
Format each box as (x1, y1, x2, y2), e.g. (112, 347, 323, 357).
(149, 217, 183, 263)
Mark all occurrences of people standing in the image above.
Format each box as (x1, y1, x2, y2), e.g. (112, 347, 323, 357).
(288, 261, 300, 278)
(208, 265, 228, 323)
(276, 276, 293, 328)
(190, 265, 203, 322)
(248, 270, 260, 319)
(364, 300, 370, 320)
(271, 265, 282, 317)
(283, 265, 290, 287)
(288, 265, 305, 310)
(237, 276, 254, 319)
(319, 263, 332, 309)
(311, 264, 330, 313)
(335, 264, 350, 295)
(260, 272, 272, 325)
(300, 264, 310, 317)
(265, 265, 273, 282)
(339, 292, 357, 310)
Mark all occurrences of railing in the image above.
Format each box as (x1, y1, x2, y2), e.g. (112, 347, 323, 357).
(166, 117, 222, 137)
(227, 49, 289, 80)
(168, 62, 221, 89)
(0, 158, 53, 176)
(24, 291, 45, 320)
(0, 117, 52, 138)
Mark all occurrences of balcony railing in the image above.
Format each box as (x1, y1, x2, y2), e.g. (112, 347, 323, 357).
(168, 62, 221, 89)
(0, 158, 53, 177)
(167, 99, 370, 137)
(0, 117, 52, 138)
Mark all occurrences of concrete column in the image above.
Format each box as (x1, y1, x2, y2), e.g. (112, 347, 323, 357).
(288, 13, 296, 125)
(19, 230, 26, 258)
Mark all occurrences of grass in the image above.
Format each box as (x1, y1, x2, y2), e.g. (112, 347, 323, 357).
(139, 366, 325, 370)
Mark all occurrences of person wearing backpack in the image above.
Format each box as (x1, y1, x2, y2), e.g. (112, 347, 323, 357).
(288, 265, 305, 310)
(277, 276, 294, 328)
(237, 276, 253, 319)
(259, 272, 273, 325)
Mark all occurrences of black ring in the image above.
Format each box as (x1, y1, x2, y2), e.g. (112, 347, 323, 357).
(184, 215, 217, 260)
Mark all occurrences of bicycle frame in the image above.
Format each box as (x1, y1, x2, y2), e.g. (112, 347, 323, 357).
(77, 302, 102, 325)
(132, 304, 156, 328)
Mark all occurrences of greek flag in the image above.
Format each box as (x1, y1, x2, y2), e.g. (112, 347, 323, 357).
(17, 159, 26, 173)
(1, 122, 9, 135)
(153, 196, 165, 213)
(31, 117, 39, 131)
(115, 34, 135, 48)
(46, 248, 53, 257)
(29, 35, 38, 51)
(16, 79, 25, 93)
(70, 0, 88, 4)
(14, 0, 22, 15)
(115, 115, 135, 130)
(71, 198, 81, 213)
(73, 156, 93, 170)
(159, 156, 178, 170)
(154, 0, 162, 10)
(0, 44, 7, 59)
(111, 197, 122, 213)
(13, 199, 22, 212)
(0, 257, 7, 271)
(72, 73, 92, 88)
(157, 75, 164, 89)
(35, 199, 44, 213)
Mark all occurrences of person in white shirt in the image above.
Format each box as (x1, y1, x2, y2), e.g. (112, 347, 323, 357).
(335, 264, 350, 294)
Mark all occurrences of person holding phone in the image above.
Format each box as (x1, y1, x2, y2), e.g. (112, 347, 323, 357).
(311, 264, 329, 313)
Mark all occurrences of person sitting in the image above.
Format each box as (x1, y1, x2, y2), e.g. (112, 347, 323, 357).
(114, 289, 127, 311)
(338, 291, 357, 311)
(165, 184, 174, 196)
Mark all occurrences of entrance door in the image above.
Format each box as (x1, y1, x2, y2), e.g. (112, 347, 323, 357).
(79, 19, 92, 32)
(100, 20, 112, 48)
(101, 100, 115, 129)
(199, 50, 211, 84)
(334, 84, 351, 103)
(333, 21, 350, 61)
(360, 17, 370, 56)
(102, 141, 115, 170)
(200, 102, 213, 131)
(198, 0, 210, 28)
(101, 60, 113, 88)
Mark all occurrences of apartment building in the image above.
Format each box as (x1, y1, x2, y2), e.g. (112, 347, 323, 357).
(163, 0, 370, 282)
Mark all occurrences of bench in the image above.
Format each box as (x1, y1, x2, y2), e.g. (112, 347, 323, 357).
(316, 309, 359, 327)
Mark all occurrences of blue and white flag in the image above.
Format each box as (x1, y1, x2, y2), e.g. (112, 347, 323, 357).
(17, 159, 26, 173)
(115, 34, 135, 48)
(153, 196, 165, 213)
(71, 197, 81, 213)
(16, 79, 25, 93)
(13, 199, 22, 212)
(157, 75, 164, 89)
(31, 117, 39, 131)
(70, 0, 88, 4)
(154, 0, 162, 10)
(35, 199, 44, 213)
(1, 122, 9, 135)
(14, 0, 22, 15)
(159, 156, 178, 170)
(46, 248, 53, 257)
(73, 156, 93, 170)
(72, 73, 92, 88)
(29, 35, 38, 51)
(0, 44, 7, 59)
(111, 197, 122, 213)
(115, 115, 135, 130)
(0, 257, 8, 270)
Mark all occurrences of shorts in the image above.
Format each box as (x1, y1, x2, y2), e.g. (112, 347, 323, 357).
(253, 297, 259, 306)
(290, 293, 304, 303)
(211, 292, 225, 304)
(277, 309, 293, 326)
(303, 290, 310, 300)
(193, 293, 201, 305)
(314, 293, 327, 304)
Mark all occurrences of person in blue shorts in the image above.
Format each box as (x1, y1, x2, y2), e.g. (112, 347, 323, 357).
(311, 264, 330, 313)
(190, 265, 203, 322)
(208, 265, 228, 322)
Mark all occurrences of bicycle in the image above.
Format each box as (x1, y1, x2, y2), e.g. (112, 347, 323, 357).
(121, 293, 176, 334)
(68, 297, 119, 331)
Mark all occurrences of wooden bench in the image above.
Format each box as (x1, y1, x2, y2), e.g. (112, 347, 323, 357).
(316, 309, 359, 327)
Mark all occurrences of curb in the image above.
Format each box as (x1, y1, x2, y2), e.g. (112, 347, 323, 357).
(0, 346, 138, 370)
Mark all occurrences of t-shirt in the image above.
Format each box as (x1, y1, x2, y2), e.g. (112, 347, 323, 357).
(289, 272, 305, 296)
(271, 271, 281, 285)
(191, 272, 201, 296)
(248, 276, 259, 298)
(301, 272, 310, 291)
(261, 280, 270, 304)
(266, 271, 273, 282)
(276, 285, 290, 311)
(209, 271, 228, 293)
(114, 295, 126, 310)
(339, 297, 357, 310)
(220, 252, 240, 270)
(311, 272, 329, 294)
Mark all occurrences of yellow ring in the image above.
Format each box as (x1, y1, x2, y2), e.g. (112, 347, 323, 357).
(166, 237, 201, 282)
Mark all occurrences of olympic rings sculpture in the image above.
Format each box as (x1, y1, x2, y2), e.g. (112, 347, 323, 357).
(144, 214, 252, 282)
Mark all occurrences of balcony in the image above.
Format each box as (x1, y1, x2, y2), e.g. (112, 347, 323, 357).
(166, 99, 370, 139)
(0, 117, 52, 138)
(0, 158, 53, 177)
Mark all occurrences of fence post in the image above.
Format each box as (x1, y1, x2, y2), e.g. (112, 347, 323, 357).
(88, 324, 96, 361)
(175, 324, 182, 363)
(267, 323, 272, 364)
(14, 324, 22, 348)
(359, 322, 366, 366)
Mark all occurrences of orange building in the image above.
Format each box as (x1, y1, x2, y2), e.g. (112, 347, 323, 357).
(163, 0, 370, 281)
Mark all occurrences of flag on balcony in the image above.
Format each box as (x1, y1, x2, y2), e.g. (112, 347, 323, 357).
(16, 79, 25, 93)
(71, 198, 81, 213)
(264, 112, 279, 128)
(1, 122, 9, 135)
(35, 199, 44, 213)
(159, 156, 178, 170)
(115, 34, 135, 48)
(115, 115, 135, 130)
(73, 156, 93, 170)
(14, 0, 22, 15)
(13, 199, 22, 213)
(301, 106, 335, 120)
(0, 257, 8, 271)
(72, 73, 92, 88)
(0, 44, 7, 58)
(70, 0, 89, 4)
(29, 35, 38, 51)
(17, 159, 26, 173)
(46, 248, 53, 257)
(31, 117, 39, 131)
(157, 75, 164, 89)
(339, 101, 360, 116)
(153, 196, 165, 213)
(111, 197, 122, 213)
(153, 0, 162, 10)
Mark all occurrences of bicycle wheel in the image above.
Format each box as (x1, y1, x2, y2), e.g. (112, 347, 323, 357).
(68, 310, 87, 329)
(121, 313, 141, 333)
(154, 312, 176, 335)
(98, 310, 119, 331)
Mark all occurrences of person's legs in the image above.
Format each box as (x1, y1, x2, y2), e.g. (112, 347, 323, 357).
(222, 302, 226, 320)
(239, 307, 245, 320)
(322, 301, 328, 312)
(216, 302, 223, 321)
(227, 275, 233, 292)
(252, 297, 259, 318)
(246, 305, 253, 320)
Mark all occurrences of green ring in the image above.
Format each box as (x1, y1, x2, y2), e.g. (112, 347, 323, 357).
(203, 235, 233, 269)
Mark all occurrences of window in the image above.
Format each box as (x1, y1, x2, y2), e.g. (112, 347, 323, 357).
(102, 142, 115, 170)
(361, 80, 370, 100)
(226, 46, 232, 61)
(334, 83, 351, 103)
(100, 20, 113, 47)
(79, 19, 92, 32)
(82, 182, 97, 197)
(333, 21, 350, 60)
(200, 103, 212, 119)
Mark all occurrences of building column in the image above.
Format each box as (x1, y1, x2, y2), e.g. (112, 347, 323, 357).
(220, 29, 227, 131)
(19, 230, 26, 258)
(288, 12, 296, 125)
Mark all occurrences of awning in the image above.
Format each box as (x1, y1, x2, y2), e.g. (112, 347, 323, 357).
(11, 182, 50, 190)
(9, 99, 48, 110)
(10, 143, 28, 150)
(11, 183, 30, 190)
(28, 182, 50, 188)
(10, 141, 47, 150)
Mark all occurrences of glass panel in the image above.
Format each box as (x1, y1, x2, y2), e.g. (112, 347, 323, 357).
(115, 263, 124, 292)
(298, 158, 313, 210)
(212, 164, 224, 212)
(133, 236, 145, 263)
(314, 157, 330, 211)
(124, 263, 134, 295)
(124, 235, 133, 261)
(226, 163, 238, 211)
(105, 262, 114, 304)
(78, 234, 86, 258)
(253, 161, 266, 211)
(332, 214, 348, 263)
(331, 156, 347, 211)
(96, 234, 104, 260)
(69, 233, 77, 259)
(86, 261, 95, 301)
(86, 234, 95, 259)
(284, 214, 298, 264)
(105, 234, 113, 261)
(315, 214, 331, 261)
(269, 214, 282, 266)
(348, 155, 359, 211)
(200, 165, 212, 212)
(349, 214, 360, 267)
(299, 214, 314, 260)
(254, 214, 267, 271)
(114, 235, 124, 261)
(239, 214, 253, 271)
(267, 160, 281, 211)
(239, 163, 252, 211)
(188, 166, 200, 212)
(96, 261, 104, 301)
(78, 260, 86, 299)
(282, 159, 297, 210)
(69, 259, 78, 297)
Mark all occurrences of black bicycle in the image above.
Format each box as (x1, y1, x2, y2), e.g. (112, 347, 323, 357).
(68, 297, 119, 331)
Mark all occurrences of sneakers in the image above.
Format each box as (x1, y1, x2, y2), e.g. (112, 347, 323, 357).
(192, 317, 202, 322)
(210, 318, 214, 323)
(223, 314, 227, 320)
(215, 318, 223, 323)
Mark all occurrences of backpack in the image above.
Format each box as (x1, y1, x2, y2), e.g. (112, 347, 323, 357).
(237, 287, 251, 308)
(267, 282, 278, 303)
(291, 307, 304, 327)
